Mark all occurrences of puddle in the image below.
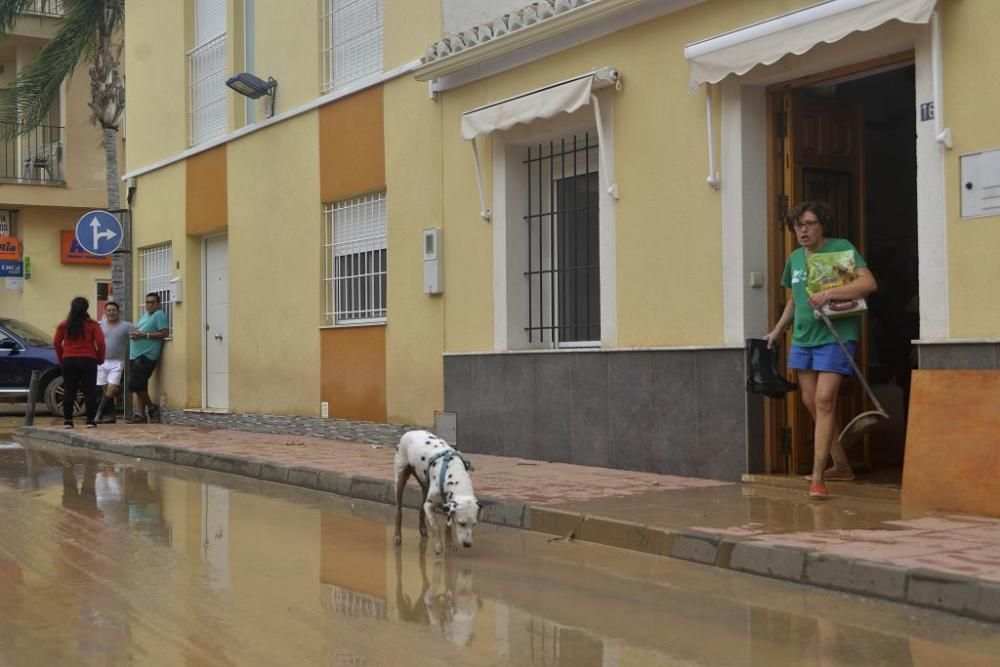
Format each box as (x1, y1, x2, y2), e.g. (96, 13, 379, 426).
(0, 437, 998, 666)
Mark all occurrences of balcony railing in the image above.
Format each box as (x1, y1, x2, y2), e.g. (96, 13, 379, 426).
(23, 0, 63, 17)
(0, 123, 65, 184)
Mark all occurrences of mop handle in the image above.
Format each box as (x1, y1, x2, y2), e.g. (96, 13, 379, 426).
(816, 310, 886, 414)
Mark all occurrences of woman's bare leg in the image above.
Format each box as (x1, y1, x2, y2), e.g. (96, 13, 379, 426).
(811, 372, 844, 486)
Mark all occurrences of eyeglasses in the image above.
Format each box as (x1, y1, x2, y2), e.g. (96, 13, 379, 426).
(792, 219, 820, 230)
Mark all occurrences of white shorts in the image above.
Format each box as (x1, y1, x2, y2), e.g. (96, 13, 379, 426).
(97, 360, 124, 386)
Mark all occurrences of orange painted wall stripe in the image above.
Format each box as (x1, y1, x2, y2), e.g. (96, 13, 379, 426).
(186, 145, 228, 235)
(319, 86, 385, 203)
(320, 325, 387, 422)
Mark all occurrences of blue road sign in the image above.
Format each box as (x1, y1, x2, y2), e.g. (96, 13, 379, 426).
(74, 210, 123, 257)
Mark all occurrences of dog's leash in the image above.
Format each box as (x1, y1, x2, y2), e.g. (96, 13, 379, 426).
(426, 449, 474, 510)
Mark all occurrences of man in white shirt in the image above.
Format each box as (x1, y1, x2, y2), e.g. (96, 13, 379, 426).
(95, 302, 132, 423)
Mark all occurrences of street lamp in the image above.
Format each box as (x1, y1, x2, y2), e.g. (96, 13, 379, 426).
(225, 73, 278, 118)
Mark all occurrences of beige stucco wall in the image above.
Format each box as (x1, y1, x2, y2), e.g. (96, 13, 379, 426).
(249, 0, 320, 117)
(384, 74, 444, 426)
(226, 112, 321, 415)
(130, 163, 197, 409)
(941, 1, 1000, 338)
(124, 0, 188, 169)
(0, 207, 109, 332)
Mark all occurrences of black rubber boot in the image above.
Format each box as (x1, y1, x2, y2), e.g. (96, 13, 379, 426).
(95, 396, 115, 424)
(746, 338, 798, 398)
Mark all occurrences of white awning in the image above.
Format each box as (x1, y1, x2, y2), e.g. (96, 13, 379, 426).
(461, 68, 621, 220)
(684, 0, 937, 91)
(461, 68, 617, 140)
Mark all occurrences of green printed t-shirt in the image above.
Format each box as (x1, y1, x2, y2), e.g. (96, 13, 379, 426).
(781, 238, 867, 347)
(130, 309, 169, 360)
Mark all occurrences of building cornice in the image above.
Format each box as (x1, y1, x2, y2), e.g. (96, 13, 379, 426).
(414, 0, 704, 87)
(123, 60, 421, 182)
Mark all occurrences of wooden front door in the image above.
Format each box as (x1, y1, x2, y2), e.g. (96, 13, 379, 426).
(769, 91, 869, 474)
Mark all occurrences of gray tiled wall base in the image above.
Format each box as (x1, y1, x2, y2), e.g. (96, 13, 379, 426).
(444, 349, 754, 481)
(917, 343, 1000, 370)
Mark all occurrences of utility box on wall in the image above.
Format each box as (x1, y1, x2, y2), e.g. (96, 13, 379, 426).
(423, 227, 443, 294)
(960, 148, 1000, 218)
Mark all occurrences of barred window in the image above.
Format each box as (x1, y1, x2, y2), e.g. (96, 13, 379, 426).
(138, 243, 174, 334)
(323, 192, 387, 325)
(524, 134, 601, 345)
(321, 0, 383, 93)
(188, 0, 227, 145)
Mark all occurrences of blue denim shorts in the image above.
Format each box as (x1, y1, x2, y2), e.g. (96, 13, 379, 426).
(789, 341, 857, 376)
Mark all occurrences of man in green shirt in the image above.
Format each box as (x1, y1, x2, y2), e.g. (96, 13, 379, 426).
(128, 292, 170, 423)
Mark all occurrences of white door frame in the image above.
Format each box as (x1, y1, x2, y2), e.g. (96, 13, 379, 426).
(201, 233, 229, 410)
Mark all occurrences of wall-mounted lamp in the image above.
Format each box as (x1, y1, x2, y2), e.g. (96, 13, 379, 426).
(225, 72, 278, 118)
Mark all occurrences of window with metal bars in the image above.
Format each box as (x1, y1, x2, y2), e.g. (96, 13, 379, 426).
(524, 133, 601, 345)
(322, 192, 387, 325)
(138, 243, 174, 335)
(187, 0, 227, 146)
(321, 0, 383, 93)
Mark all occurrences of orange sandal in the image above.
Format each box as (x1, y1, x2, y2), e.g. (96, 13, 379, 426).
(809, 484, 830, 499)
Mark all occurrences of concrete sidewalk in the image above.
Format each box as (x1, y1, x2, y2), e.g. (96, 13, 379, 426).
(14, 422, 1000, 625)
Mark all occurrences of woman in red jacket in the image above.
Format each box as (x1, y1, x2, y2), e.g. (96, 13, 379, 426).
(53, 297, 106, 428)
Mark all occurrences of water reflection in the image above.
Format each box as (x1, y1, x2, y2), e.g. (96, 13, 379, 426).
(0, 440, 998, 666)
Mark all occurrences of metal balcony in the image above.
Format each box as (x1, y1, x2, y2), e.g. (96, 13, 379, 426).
(0, 123, 65, 184)
(23, 0, 63, 17)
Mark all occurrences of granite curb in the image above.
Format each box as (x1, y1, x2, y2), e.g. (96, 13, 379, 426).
(14, 426, 1000, 625)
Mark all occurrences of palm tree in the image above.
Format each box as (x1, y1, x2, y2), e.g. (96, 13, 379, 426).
(0, 0, 126, 302)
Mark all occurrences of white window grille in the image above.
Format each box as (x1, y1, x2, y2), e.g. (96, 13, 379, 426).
(323, 192, 387, 325)
(138, 244, 174, 333)
(321, 0, 383, 93)
(188, 0, 228, 146)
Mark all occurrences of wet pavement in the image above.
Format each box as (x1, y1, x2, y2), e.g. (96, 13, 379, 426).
(1, 437, 1000, 666)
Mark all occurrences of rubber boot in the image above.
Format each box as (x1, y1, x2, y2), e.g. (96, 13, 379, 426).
(96, 395, 115, 424)
(746, 338, 797, 398)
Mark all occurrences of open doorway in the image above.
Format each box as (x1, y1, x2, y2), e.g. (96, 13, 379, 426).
(768, 61, 918, 487)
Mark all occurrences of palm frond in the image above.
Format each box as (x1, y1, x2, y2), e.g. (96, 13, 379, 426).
(0, 0, 108, 138)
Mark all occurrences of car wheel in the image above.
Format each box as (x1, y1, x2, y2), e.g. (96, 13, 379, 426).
(43, 376, 85, 417)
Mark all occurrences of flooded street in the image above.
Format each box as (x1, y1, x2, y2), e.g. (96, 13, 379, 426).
(0, 435, 998, 666)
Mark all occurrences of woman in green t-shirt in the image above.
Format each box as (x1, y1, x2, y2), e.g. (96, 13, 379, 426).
(765, 201, 877, 499)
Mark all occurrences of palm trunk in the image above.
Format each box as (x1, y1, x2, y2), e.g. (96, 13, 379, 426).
(103, 125, 129, 321)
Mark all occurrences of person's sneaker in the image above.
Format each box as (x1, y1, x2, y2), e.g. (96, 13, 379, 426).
(128, 413, 147, 424)
(62, 421, 73, 429)
(99, 414, 117, 424)
(85, 421, 97, 429)
(147, 405, 162, 424)
(809, 483, 830, 499)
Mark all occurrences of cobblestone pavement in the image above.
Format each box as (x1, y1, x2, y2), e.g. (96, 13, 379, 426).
(12, 420, 1000, 623)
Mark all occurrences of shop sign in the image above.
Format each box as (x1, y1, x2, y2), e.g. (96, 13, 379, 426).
(61, 231, 112, 265)
(0, 236, 20, 262)
(0, 261, 22, 277)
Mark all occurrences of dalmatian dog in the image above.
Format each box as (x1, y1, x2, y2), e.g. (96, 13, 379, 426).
(393, 430, 481, 555)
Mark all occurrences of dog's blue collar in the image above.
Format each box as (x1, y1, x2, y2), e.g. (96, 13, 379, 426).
(427, 448, 474, 510)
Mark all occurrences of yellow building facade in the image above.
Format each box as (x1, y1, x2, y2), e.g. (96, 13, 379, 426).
(0, 5, 121, 332)
(123, 0, 440, 421)
(125, 0, 997, 481)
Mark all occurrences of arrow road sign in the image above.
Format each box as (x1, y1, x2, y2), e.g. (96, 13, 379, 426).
(74, 210, 123, 257)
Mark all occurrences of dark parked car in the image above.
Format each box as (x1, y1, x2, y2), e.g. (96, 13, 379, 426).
(0, 317, 83, 416)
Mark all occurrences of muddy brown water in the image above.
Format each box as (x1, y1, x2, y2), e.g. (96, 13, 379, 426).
(1, 436, 998, 666)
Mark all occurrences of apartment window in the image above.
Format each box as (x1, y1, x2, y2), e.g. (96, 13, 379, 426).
(321, 0, 383, 93)
(188, 0, 228, 145)
(138, 243, 174, 333)
(322, 192, 387, 325)
(524, 134, 601, 345)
